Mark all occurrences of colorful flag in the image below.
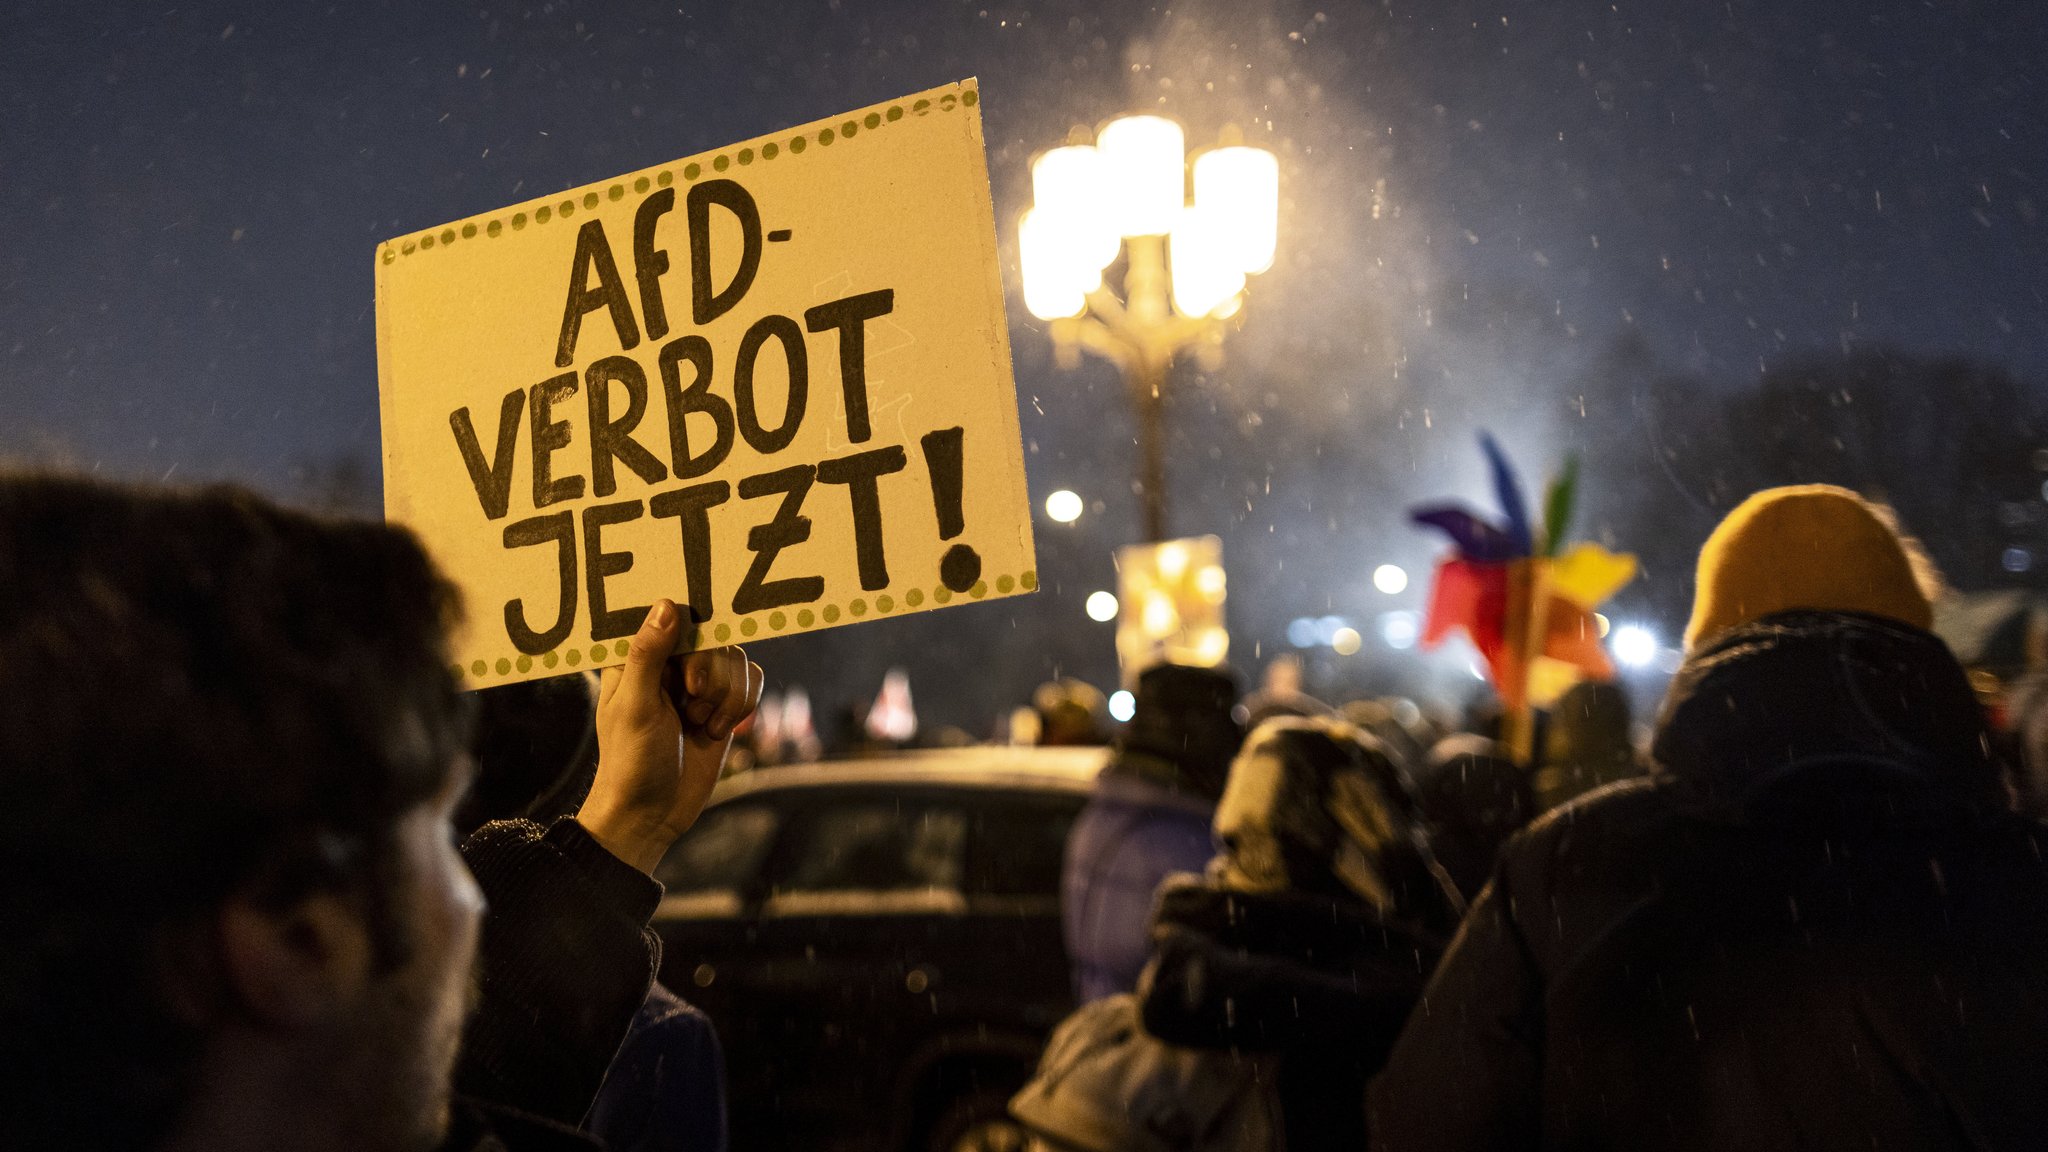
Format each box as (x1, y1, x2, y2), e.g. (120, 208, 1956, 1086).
(1411, 435, 1636, 712)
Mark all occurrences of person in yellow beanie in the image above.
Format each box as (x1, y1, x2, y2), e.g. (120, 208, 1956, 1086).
(1369, 486, 2048, 1152)
(1685, 484, 1939, 651)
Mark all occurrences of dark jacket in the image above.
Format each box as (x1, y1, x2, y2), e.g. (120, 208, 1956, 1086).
(586, 983, 729, 1152)
(449, 818, 668, 1152)
(1143, 878, 1459, 1150)
(1064, 773, 1219, 1002)
(2001, 668, 2048, 819)
(1065, 664, 1244, 1004)
(1415, 735, 1532, 902)
(1015, 876, 1457, 1152)
(1370, 612, 2048, 1151)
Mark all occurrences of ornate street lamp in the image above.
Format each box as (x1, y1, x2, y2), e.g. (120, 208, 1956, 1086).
(1018, 116, 1278, 542)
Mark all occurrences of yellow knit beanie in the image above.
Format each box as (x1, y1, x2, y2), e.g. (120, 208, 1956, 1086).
(1685, 485, 1933, 651)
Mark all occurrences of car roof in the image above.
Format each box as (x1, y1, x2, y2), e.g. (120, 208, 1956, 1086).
(707, 745, 1108, 806)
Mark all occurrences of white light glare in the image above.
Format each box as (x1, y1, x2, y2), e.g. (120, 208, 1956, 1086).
(1192, 146, 1279, 274)
(1372, 564, 1409, 595)
(1085, 591, 1120, 623)
(1331, 626, 1363, 656)
(1612, 624, 1659, 669)
(1156, 541, 1190, 580)
(1140, 591, 1180, 638)
(1097, 115, 1187, 237)
(1379, 611, 1419, 651)
(1018, 208, 1092, 321)
(1029, 145, 1122, 268)
(1045, 489, 1084, 523)
(1169, 204, 1248, 318)
(1108, 690, 1137, 723)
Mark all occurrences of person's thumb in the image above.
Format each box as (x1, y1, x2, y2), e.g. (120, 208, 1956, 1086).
(618, 599, 681, 706)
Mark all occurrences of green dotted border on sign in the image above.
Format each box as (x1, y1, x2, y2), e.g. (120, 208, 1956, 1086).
(382, 85, 978, 266)
(451, 564, 1031, 684)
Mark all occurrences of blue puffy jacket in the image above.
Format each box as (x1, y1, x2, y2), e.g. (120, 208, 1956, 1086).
(1062, 773, 1217, 1004)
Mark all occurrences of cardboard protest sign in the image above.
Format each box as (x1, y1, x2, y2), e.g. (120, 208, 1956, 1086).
(376, 80, 1035, 689)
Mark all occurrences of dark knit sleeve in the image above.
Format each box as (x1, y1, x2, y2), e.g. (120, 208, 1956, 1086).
(456, 817, 664, 1127)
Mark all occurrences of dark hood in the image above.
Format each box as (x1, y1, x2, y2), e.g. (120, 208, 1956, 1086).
(1134, 877, 1453, 1057)
(1650, 611, 2006, 826)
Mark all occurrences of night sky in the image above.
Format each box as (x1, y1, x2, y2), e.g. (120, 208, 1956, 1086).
(6, 0, 2045, 732)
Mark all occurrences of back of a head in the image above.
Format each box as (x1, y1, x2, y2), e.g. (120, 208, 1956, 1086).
(1243, 688, 1337, 731)
(1114, 660, 1236, 795)
(1419, 734, 1532, 837)
(1342, 697, 1430, 777)
(1213, 716, 1450, 919)
(0, 475, 468, 1149)
(456, 674, 599, 834)
(1033, 677, 1108, 746)
(1686, 484, 1935, 652)
(1114, 662, 1244, 800)
(1536, 680, 1640, 810)
(1417, 733, 1532, 900)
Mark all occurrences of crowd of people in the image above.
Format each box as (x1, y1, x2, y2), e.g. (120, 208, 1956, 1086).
(8, 473, 2048, 1151)
(1016, 484, 2048, 1151)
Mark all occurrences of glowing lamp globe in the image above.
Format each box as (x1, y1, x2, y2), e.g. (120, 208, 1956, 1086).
(1193, 146, 1279, 274)
(1097, 115, 1186, 237)
(1018, 208, 1090, 321)
(1030, 146, 1121, 272)
(1168, 204, 1247, 319)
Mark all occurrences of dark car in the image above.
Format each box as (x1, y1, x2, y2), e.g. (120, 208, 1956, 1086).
(651, 745, 1104, 1152)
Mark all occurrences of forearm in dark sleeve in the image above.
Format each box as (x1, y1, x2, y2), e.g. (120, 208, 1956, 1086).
(457, 817, 664, 1126)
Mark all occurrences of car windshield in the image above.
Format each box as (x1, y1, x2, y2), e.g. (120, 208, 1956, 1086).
(779, 802, 967, 894)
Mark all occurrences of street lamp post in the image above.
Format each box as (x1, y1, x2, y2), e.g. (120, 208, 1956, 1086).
(1018, 117, 1278, 542)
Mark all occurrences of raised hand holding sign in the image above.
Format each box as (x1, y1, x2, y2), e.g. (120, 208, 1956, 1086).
(579, 598, 762, 875)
